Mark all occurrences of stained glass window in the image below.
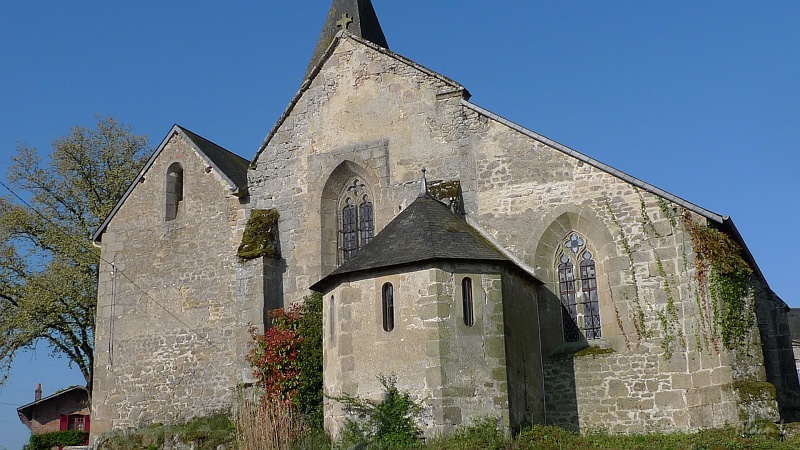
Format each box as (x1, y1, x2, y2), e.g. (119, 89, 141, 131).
(580, 250, 601, 339)
(338, 178, 375, 264)
(557, 232, 602, 341)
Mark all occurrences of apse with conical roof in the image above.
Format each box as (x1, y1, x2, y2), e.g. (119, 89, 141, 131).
(304, 0, 389, 80)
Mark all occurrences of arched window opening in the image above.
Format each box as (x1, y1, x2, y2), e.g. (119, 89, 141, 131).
(338, 178, 374, 264)
(557, 232, 601, 341)
(165, 163, 183, 221)
(382, 282, 394, 332)
(462, 277, 474, 327)
(580, 250, 601, 339)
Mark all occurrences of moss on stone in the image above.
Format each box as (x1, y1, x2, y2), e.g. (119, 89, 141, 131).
(732, 381, 777, 404)
(574, 346, 615, 358)
(237, 209, 280, 260)
(429, 180, 461, 201)
(549, 342, 615, 360)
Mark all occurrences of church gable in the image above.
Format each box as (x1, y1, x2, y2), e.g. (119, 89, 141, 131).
(90, 127, 249, 435)
(89, 0, 800, 441)
(93, 125, 248, 242)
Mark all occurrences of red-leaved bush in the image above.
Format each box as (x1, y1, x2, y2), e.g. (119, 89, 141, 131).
(248, 305, 303, 402)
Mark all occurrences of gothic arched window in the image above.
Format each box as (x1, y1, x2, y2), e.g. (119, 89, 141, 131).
(165, 162, 183, 221)
(557, 232, 601, 341)
(338, 178, 374, 263)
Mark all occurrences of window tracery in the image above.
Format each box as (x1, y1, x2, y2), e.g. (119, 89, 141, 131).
(338, 178, 374, 264)
(557, 232, 601, 341)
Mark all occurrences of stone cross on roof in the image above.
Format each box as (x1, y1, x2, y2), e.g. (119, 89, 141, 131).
(304, 0, 389, 81)
(337, 13, 354, 30)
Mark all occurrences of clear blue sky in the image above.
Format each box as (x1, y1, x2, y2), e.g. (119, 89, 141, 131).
(1, 1, 798, 448)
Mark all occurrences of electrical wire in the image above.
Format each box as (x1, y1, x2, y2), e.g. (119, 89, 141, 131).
(0, 179, 224, 352)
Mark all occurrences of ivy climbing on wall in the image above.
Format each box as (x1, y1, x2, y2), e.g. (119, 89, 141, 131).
(603, 192, 755, 358)
(636, 190, 685, 359)
(682, 211, 755, 350)
(604, 197, 648, 343)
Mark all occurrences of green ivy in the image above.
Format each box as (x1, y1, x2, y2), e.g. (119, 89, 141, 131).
(638, 192, 684, 358)
(684, 213, 755, 350)
(605, 197, 647, 340)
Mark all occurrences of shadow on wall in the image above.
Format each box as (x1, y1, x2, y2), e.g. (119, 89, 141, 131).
(263, 223, 285, 326)
(539, 286, 583, 432)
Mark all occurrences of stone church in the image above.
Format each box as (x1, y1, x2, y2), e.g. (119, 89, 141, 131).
(89, 0, 799, 441)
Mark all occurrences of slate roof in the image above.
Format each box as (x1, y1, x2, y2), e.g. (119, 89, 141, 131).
(92, 125, 248, 242)
(180, 127, 249, 189)
(17, 386, 88, 423)
(311, 193, 511, 292)
(304, 0, 389, 81)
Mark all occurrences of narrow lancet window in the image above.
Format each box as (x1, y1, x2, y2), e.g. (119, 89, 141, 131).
(342, 198, 358, 260)
(165, 162, 183, 221)
(462, 277, 474, 327)
(580, 250, 601, 339)
(382, 282, 394, 332)
(558, 252, 581, 342)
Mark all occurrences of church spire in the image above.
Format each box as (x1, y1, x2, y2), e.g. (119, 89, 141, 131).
(304, 0, 389, 81)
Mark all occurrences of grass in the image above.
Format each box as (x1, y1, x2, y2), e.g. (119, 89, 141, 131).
(94, 411, 800, 450)
(95, 412, 235, 450)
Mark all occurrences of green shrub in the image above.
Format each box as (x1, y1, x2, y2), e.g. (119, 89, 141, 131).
(25, 430, 88, 450)
(334, 374, 423, 449)
(296, 292, 325, 430)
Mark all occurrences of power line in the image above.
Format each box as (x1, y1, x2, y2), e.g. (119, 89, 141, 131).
(0, 179, 224, 352)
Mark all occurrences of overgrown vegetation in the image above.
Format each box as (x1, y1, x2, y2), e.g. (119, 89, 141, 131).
(334, 374, 424, 449)
(683, 211, 755, 350)
(248, 305, 302, 402)
(295, 292, 325, 429)
(24, 430, 88, 450)
(237, 209, 280, 260)
(96, 413, 234, 450)
(234, 391, 310, 450)
(247, 293, 324, 428)
(98, 414, 800, 449)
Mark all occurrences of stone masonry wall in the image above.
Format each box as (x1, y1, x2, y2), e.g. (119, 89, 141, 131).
(249, 36, 473, 307)
(323, 265, 511, 438)
(249, 34, 780, 432)
(91, 132, 249, 437)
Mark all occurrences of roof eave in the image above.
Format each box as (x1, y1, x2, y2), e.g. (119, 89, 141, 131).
(92, 126, 244, 243)
(460, 100, 726, 225)
(92, 125, 181, 243)
(16, 386, 88, 417)
(310, 256, 521, 293)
